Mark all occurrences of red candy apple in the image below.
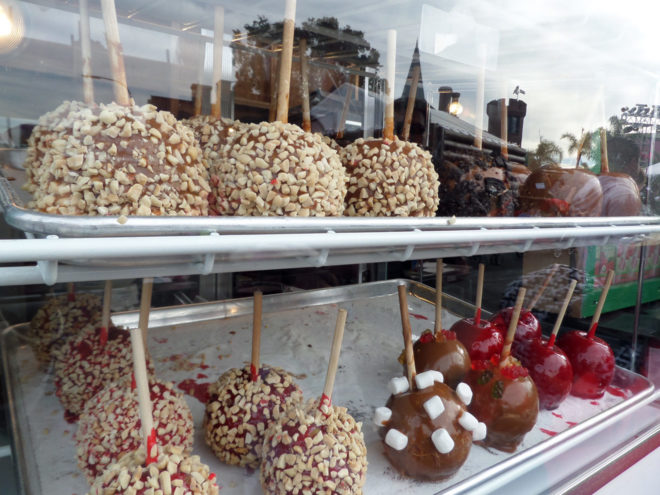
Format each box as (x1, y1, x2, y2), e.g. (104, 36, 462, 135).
(491, 307, 541, 358)
(520, 338, 573, 409)
(451, 318, 503, 361)
(556, 330, 615, 399)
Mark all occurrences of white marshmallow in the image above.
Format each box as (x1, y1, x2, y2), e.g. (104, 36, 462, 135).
(412, 333, 420, 342)
(431, 370, 444, 383)
(431, 428, 454, 454)
(472, 422, 487, 441)
(458, 411, 479, 432)
(388, 376, 410, 395)
(385, 428, 408, 451)
(456, 382, 473, 405)
(373, 407, 392, 426)
(423, 395, 445, 420)
(415, 370, 436, 390)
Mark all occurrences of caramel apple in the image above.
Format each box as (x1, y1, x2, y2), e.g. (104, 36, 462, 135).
(598, 172, 641, 216)
(412, 329, 471, 389)
(466, 357, 538, 452)
(519, 164, 603, 217)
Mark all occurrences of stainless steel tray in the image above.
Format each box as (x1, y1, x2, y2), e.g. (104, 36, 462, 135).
(2, 175, 659, 239)
(1, 280, 657, 495)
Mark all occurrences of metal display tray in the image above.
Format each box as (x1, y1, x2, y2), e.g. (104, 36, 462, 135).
(2, 176, 659, 239)
(2, 280, 657, 495)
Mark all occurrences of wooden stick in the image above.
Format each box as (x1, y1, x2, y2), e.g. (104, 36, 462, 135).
(275, 0, 296, 123)
(250, 291, 263, 382)
(299, 37, 311, 132)
(527, 263, 559, 312)
(383, 29, 396, 141)
(100, 0, 130, 105)
(139, 278, 153, 346)
(500, 98, 508, 160)
(402, 64, 420, 141)
(100, 280, 112, 346)
(79, 0, 94, 105)
(600, 128, 609, 173)
(434, 259, 443, 334)
(500, 288, 526, 364)
(210, 6, 224, 119)
(320, 308, 348, 408)
(474, 263, 485, 325)
(336, 78, 352, 139)
(548, 279, 577, 347)
(397, 283, 416, 388)
(130, 325, 156, 463)
(588, 270, 615, 339)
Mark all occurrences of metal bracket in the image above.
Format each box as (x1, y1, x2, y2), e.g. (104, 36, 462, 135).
(200, 232, 219, 274)
(398, 229, 420, 261)
(37, 235, 59, 285)
(310, 230, 334, 267)
(468, 228, 487, 256)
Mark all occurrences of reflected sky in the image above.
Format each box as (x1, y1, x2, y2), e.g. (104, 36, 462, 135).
(1, 0, 659, 155)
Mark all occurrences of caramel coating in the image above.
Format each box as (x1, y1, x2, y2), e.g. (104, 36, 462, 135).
(24, 100, 211, 216)
(210, 121, 347, 216)
(341, 137, 439, 216)
(88, 445, 218, 495)
(382, 383, 472, 480)
(412, 332, 471, 389)
(26, 293, 102, 367)
(261, 398, 367, 495)
(466, 363, 539, 452)
(76, 378, 194, 482)
(204, 365, 302, 468)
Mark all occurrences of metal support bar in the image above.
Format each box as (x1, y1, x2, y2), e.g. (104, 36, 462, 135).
(200, 232, 219, 274)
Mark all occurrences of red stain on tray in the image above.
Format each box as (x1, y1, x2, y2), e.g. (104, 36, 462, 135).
(410, 313, 428, 320)
(590, 401, 600, 406)
(199, 363, 209, 370)
(566, 421, 578, 427)
(315, 310, 328, 316)
(540, 428, 558, 437)
(153, 337, 168, 344)
(197, 373, 208, 379)
(552, 412, 563, 418)
(177, 379, 211, 404)
(606, 385, 629, 398)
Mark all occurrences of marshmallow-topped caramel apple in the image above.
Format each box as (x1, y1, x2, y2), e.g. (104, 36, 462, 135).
(340, 136, 439, 216)
(411, 329, 471, 389)
(23, 100, 211, 216)
(376, 371, 480, 480)
(76, 378, 194, 483)
(88, 445, 218, 495)
(209, 121, 347, 216)
(26, 292, 102, 367)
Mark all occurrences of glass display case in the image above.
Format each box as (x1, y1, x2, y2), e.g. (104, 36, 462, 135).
(0, 1, 659, 494)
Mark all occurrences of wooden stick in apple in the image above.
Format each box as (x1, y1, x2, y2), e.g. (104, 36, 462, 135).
(67, 282, 75, 302)
(319, 308, 348, 409)
(299, 37, 311, 132)
(398, 283, 417, 388)
(250, 291, 263, 382)
(500, 288, 526, 364)
(79, 0, 94, 105)
(336, 74, 353, 139)
(435, 259, 443, 334)
(547, 279, 578, 347)
(587, 269, 615, 339)
(210, 6, 224, 119)
(99, 280, 112, 346)
(138, 278, 153, 346)
(100, 0, 130, 106)
(131, 281, 157, 463)
(401, 64, 421, 142)
(383, 29, 396, 141)
(276, 0, 296, 123)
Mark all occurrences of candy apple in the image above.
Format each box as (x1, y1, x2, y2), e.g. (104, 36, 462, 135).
(520, 338, 573, 409)
(450, 318, 503, 362)
(556, 330, 615, 399)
